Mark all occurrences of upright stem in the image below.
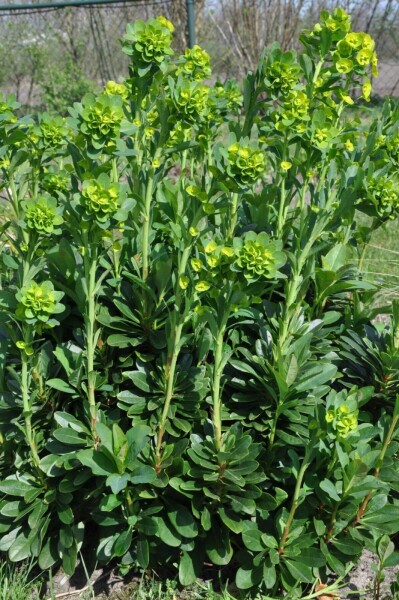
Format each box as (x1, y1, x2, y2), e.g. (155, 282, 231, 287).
(268, 402, 282, 451)
(356, 412, 399, 522)
(312, 60, 324, 89)
(83, 233, 98, 426)
(358, 244, 368, 273)
(205, 144, 213, 194)
(278, 186, 338, 352)
(111, 158, 122, 292)
(297, 177, 310, 246)
(326, 501, 341, 539)
(21, 350, 41, 470)
(142, 167, 155, 281)
(228, 192, 239, 241)
(278, 451, 311, 553)
(277, 175, 287, 238)
(9, 173, 20, 217)
(111, 158, 118, 183)
(212, 326, 226, 451)
(156, 323, 184, 464)
(180, 131, 189, 185)
(155, 247, 192, 463)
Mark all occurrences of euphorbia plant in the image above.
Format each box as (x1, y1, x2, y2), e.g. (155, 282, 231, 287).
(2, 9, 399, 597)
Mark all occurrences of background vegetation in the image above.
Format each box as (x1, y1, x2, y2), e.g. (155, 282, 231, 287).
(2, 0, 399, 111)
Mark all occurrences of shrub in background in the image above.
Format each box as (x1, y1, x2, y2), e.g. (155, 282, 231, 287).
(1, 10, 399, 597)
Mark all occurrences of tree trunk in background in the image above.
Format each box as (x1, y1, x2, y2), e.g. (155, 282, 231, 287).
(170, 0, 188, 52)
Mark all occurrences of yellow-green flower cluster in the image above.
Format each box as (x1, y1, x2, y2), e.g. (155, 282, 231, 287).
(334, 31, 378, 78)
(104, 80, 129, 100)
(121, 17, 174, 74)
(266, 60, 300, 95)
(320, 7, 351, 34)
(227, 142, 266, 185)
(172, 81, 210, 123)
(80, 94, 124, 148)
(0, 93, 18, 125)
(385, 132, 399, 164)
(191, 239, 236, 294)
(23, 196, 63, 234)
(281, 89, 310, 122)
(214, 81, 243, 113)
(166, 122, 187, 148)
(326, 404, 358, 438)
(39, 115, 68, 147)
(233, 231, 286, 281)
(81, 177, 120, 223)
(364, 175, 399, 219)
(177, 45, 211, 81)
(15, 281, 64, 324)
(42, 171, 70, 195)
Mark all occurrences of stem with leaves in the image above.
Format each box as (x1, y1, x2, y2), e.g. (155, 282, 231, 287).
(155, 246, 192, 464)
(278, 183, 338, 353)
(82, 230, 98, 428)
(142, 167, 155, 282)
(228, 192, 240, 241)
(20, 344, 41, 471)
(278, 444, 313, 553)
(141, 150, 162, 282)
(356, 399, 399, 523)
(212, 310, 230, 451)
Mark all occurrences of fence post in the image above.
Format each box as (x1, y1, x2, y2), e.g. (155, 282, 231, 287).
(186, 0, 195, 48)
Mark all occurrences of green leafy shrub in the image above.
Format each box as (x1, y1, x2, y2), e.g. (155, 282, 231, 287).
(1, 9, 399, 597)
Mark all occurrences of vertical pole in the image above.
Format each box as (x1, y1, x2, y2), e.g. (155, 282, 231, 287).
(186, 0, 196, 48)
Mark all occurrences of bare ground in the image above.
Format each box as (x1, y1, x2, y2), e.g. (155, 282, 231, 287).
(41, 551, 398, 600)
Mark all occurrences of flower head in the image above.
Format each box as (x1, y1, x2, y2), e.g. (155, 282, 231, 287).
(265, 59, 301, 95)
(16, 281, 64, 325)
(104, 80, 129, 99)
(321, 8, 351, 34)
(80, 94, 124, 148)
(39, 114, 68, 147)
(156, 16, 174, 32)
(42, 171, 70, 196)
(23, 196, 63, 234)
(233, 231, 286, 281)
(226, 141, 266, 185)
(177, 45, 211, 81)
(81, 177, 120, 223)
(122, 18, 174, 74)
(361, 174, 399, 219)
(325, 403, 358, 438)
(171, 79, 210, 122)
(282, 89, 310, 122)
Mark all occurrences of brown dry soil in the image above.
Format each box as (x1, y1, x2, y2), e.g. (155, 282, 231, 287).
(42, 551, 398, 600)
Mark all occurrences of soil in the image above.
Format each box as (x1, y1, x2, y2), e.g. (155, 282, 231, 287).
(41, 551, 399, 600)
(338, 550, 398, 599)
